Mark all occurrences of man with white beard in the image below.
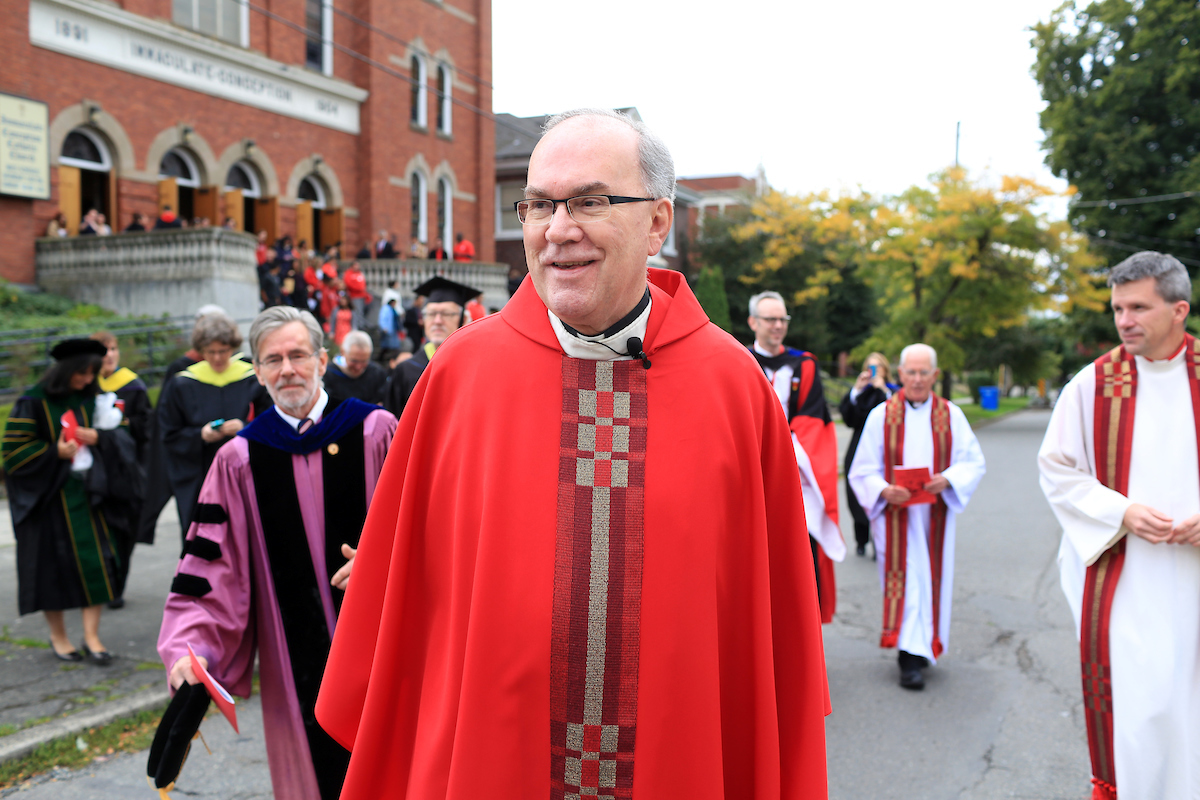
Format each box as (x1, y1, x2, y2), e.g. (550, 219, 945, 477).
(154, 306, 396, 800)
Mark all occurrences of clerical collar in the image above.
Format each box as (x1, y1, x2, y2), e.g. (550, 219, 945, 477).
(549, 288, 652, 361)
(907, 395, 932, 409)
(276, 389, 329, 431)
(1145, 338, 1188, 363)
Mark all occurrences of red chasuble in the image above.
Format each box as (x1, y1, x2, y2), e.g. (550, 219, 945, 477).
(880, 389, 952, 656)
(316, 269, 830, 799)
(1082, 335, 1200, 800)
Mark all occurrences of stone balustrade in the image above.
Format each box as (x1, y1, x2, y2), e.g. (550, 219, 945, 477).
(35, 227, 260, 320)
(353, 259, 512, 311)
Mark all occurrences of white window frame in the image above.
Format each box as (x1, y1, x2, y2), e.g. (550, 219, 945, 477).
(660, 214, 677, 257)
(436, 64, 452, 135)
(411, 55, 428, 129)
(495, 181, 525, 240)
(159, 148, 201, 188)
(299, 175, 327, 208)
(320, 0, 333, 75)
(173, 0, 244, 47)
(411, 171, 428, 243)
(438, 176, 453, 248)
(225, 161, 262, 198)
(60, 128, 112, 172)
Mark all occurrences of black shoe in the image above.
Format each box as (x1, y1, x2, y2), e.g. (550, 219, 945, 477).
(899, 667, 925, 690)
(107, 598, 125, 609)
(81, 644, 113, 665)
(856, 544, 866, 557)
(51, 641, 83, 662)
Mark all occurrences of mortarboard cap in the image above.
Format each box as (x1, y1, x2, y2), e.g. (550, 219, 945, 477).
(50, 338, 108, 361)
(414, 275, 480, 306)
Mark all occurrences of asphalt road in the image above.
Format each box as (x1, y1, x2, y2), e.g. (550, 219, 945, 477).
(1, 409, 1091, 798)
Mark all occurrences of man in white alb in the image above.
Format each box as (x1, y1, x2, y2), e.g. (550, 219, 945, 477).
(849, 343, 986, 690)
(1038, 251, 1200, 800)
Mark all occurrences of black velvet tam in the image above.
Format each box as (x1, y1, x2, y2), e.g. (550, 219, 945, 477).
(147, 681, 212, 789)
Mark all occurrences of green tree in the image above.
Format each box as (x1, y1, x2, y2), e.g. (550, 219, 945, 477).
(855, 169, 1107, 376)
(1032, 0, 1200, 259)
(694, 264, 733, 332)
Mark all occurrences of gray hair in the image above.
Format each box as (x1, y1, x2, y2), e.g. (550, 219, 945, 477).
(342, 330, 373, 353)
(748, 291, 786, 318)
(899, 343, 938, 370)
(194, 303, 227, 320)
(247, 306, 324, 362)
(190, 313, 242, 352)
(1107, 251, 1192, 304)
(543, 109, 676, 203)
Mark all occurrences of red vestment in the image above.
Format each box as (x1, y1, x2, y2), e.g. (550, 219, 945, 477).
(317, 269, 829, 798)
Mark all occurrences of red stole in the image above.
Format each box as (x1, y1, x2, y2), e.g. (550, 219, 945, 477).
(1084, 335, 1200, 799)
(880, 390, 952, 656)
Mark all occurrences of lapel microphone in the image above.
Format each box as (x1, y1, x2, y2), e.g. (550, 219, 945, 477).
(627, 337, 652, 370)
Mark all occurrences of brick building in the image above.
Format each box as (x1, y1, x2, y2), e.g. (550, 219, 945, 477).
(0, 0, 494, 286)
(677, 171, 766, 239)
(493, 109, 694, 279)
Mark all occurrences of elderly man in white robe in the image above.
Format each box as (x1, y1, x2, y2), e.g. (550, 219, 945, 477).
(849, 343, 986, 690)
(1038, 251, 1200, 800)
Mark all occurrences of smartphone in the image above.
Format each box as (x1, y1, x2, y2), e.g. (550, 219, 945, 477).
(210, 419, 226, 430)
(869, 365, 877, 377)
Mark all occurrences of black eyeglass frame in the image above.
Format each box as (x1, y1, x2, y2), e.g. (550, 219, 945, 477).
(513, 195, 655, 224)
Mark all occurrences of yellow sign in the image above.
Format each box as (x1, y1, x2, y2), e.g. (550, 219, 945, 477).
(0, 94, 50, 200)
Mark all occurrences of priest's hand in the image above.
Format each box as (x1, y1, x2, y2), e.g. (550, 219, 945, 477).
(219, 419, 244, 437)
(1169, 513, 1200, 546)
(169, 654, 209, 690)
(1123, 503, 1174, 544)
(331, 543, 356, 591)
(75, 427, 99, 446)
(57, 433, 78, 460)
(924, 473, 950, 494)
(881, 484, 912, 505)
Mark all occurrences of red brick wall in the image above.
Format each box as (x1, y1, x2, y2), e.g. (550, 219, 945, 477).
(1, 0, 494, 284)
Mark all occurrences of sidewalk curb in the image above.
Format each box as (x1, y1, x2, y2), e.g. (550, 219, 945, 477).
(0, 688, 170, 766)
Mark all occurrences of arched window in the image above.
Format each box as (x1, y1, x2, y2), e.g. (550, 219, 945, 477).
(159, 149, 200, 188)
(224, 161, 261, 198)
(410, 170, 427, 244)
(299, 174, 327, 208)
(436, 65, 452, 135)
(59, 127, 113, 232)
(410, 55, 427, 129)
(60, 129, 111, 171)
(437, 176, 452, 249)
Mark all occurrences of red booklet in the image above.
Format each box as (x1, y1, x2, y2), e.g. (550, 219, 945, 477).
(60, 410, 79, 443)
(188, 643, 239, 733)
(893, 467, 936, 506)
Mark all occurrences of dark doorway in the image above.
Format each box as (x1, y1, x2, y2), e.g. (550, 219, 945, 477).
(243, 196, 256, 234)
(179, 187, 195, 222)
(80, 170, 109, 221)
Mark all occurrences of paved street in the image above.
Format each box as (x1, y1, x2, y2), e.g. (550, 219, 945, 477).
(0, 409, 1091, 798)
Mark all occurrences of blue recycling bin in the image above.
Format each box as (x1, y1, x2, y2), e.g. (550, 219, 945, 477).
(979, 386, 1000, 411)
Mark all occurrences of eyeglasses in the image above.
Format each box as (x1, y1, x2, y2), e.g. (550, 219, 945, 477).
(201, 346, 233, 357)
(424, 309, 462, 321)
(754, 315, 791, 325)
(514, 195, 655, 225)
(258, 351, 319, 370)
(900, 369, 934, 378)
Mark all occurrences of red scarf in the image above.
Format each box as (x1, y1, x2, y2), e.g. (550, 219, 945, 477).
(1083, 334, 1200, 799)
(880, 389, 952, 656)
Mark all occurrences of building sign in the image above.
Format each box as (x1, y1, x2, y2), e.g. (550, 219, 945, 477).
(29, 0, 366, 134)
(0, 94, 50, 200)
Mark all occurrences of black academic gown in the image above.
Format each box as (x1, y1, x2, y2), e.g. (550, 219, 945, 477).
(838, 384, 889, 549)
(98, 369, 154, 592)
(323, 362, 389, 406)
(383, 346, 431, 418)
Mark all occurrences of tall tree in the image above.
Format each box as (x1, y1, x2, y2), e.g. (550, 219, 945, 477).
(1032, 0, 1200, 261)
(856, 169, 1107, 375)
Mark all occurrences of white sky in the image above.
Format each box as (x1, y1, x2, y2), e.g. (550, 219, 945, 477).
(491, 0, 1069, 203)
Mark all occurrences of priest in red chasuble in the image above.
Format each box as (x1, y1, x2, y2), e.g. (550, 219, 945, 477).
(1039, 251, 1200, 800)
(848, 343, 986, 690)
(746, 290, 844, 623)
(317, 109, 830, 799)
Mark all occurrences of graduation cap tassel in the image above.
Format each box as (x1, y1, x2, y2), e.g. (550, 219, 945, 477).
(195, 729, 212, 756)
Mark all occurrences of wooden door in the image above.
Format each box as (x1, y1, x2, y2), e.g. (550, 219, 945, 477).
(320, 207, 344, 252)
(158, 178, 178, 214)
(195, 186, 219, 224)
(256, 197, 278, 243)
(295, 200, 313, 250)
(58, 166, 81, 235)
(223, 189, 244, 231)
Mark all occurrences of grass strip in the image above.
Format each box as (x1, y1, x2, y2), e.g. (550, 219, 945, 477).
(958, 395, 1032, 427)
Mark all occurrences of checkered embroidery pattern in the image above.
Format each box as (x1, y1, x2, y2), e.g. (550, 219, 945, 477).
(550, 359, 647, 800)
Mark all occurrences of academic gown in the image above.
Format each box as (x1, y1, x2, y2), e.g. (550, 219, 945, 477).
(157, 397, 396, 800)
(324, 361, 389, 405)
(383, 344, 431, 418)
(3, 385, 140, 613)
(848, 395, 986, 663)
(1039, 352, 1200, 798)
(98, 368, 152, 591)
(158, 359, 266, 533)
(316, 269, 830, 799)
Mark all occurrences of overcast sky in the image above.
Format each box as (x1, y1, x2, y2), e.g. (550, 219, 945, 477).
(491, 0, 1069, 204)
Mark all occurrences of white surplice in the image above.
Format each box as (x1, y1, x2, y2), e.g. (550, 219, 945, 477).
(848, 396, 986, 663)
(1038, 349, 1200, 798)
(757, 343, 845, 562)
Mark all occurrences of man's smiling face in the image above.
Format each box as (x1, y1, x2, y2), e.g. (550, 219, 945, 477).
(522, 116, 672, 335)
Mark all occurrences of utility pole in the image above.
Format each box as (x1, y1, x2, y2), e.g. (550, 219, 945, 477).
(955, 121, 961, 168)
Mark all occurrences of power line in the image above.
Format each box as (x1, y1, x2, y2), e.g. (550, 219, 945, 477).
(1085, 234, 1200, 267)
(1083, 229, 1200, 250)
(1072, 190, 1199, 208)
